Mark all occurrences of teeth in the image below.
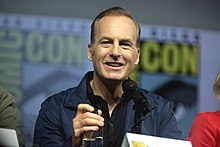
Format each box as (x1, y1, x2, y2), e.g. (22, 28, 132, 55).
(107, 63, 122, 67)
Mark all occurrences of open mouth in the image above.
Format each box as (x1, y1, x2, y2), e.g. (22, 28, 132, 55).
(106, 62, 123, 67)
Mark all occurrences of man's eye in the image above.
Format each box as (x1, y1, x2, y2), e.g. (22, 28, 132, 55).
(120, 43, 132, 49)
(101, 41, 111, 47)
(123, 43, 131, 46)
(102, 41, 110, 44)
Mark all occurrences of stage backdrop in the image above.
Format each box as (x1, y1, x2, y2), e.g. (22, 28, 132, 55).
(0, 13, 220, 146)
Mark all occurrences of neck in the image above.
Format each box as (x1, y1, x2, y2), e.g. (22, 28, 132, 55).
(90, 75, 123, 115)
(90, 79, 122, 102)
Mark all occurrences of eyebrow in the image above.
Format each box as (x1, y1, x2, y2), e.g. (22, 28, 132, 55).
(99, 36, 133, 43)
(120, 39, 133, 43)
(98, 36, 112, 41)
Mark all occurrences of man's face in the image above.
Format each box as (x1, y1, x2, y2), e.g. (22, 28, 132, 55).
(88, 16, 140, 82)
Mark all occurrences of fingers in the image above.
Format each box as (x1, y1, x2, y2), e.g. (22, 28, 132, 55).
(97, 109, 102, 116)
(73, 104, 104, 137)
(77, 104, 95, 115)
(80, 112, 104, 126)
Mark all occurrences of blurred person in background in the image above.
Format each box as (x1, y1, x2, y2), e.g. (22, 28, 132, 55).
(0, 85, 25, 147)
(187, 71, 220, 146)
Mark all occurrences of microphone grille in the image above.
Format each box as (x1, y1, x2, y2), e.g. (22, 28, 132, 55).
(122, 79, 137, 92)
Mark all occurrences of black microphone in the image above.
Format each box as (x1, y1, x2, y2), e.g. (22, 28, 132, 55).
(122, 79, 152, 133)
(122, 79, 151, 115)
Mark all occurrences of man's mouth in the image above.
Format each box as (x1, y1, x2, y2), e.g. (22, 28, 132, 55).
(106, 62, 123, 67)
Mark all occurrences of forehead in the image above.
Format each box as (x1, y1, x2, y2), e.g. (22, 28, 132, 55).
(95, 16, 137, 40)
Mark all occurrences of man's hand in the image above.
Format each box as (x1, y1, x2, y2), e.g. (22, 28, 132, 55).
(72, 104, 104, 146)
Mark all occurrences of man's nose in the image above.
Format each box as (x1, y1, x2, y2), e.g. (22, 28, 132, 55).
(110, 43, 121, 59)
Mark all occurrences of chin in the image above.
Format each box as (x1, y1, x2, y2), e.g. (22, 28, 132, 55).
(105, 73, 125, 81)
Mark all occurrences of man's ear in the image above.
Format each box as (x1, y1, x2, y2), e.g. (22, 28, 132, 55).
(88, 44, 93, 61)
(135, 47, 140, 65)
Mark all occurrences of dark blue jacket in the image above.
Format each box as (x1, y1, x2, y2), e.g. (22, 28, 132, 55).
(34, 71, 182, 147)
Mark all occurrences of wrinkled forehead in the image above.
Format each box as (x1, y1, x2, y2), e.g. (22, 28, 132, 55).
(97, 15, 138, 31)
(94, 16, 138, 40)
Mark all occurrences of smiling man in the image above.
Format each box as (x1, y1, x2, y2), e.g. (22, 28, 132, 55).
(34, 6, 182, 147)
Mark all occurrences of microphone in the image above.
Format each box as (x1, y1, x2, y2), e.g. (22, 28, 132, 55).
(122, 79, 153, 133)
(122, 79, 151, 115)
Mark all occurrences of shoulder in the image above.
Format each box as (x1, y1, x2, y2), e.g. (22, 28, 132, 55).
(43, 87, 75, 106)
(139, 88, 170, 109)
(195, 111, 220, 122)
(0, 86, 15, 109)
(36, 87, 78, 119)
(191, 111, 220, 132)
(41, 73, 89, 109)
(190, 111, 220, 137)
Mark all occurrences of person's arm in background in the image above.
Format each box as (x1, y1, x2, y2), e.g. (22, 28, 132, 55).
(0, 85, 25, 147)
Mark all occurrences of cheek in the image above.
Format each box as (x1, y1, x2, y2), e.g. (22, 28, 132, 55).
(97, 46, 111, 56)
(126, 51, 139, 64)
(92, 49, 106, 62)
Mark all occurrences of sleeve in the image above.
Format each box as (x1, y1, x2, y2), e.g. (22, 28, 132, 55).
(33, 97, 72, 147)
(0, 86, 25, 147)
(158, 101, 183, 140)
(187, 113, 216, 147)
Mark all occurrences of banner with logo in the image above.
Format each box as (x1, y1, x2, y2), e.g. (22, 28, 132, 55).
(0, 13, 219, 146)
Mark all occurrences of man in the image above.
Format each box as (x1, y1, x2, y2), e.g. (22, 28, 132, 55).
(0, 85, 25, 147)
(34, 6, 182, 147)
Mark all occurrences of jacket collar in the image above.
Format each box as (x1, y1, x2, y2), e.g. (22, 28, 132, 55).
(63, 71, 157, 111)
(63, 71, 93, 109)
